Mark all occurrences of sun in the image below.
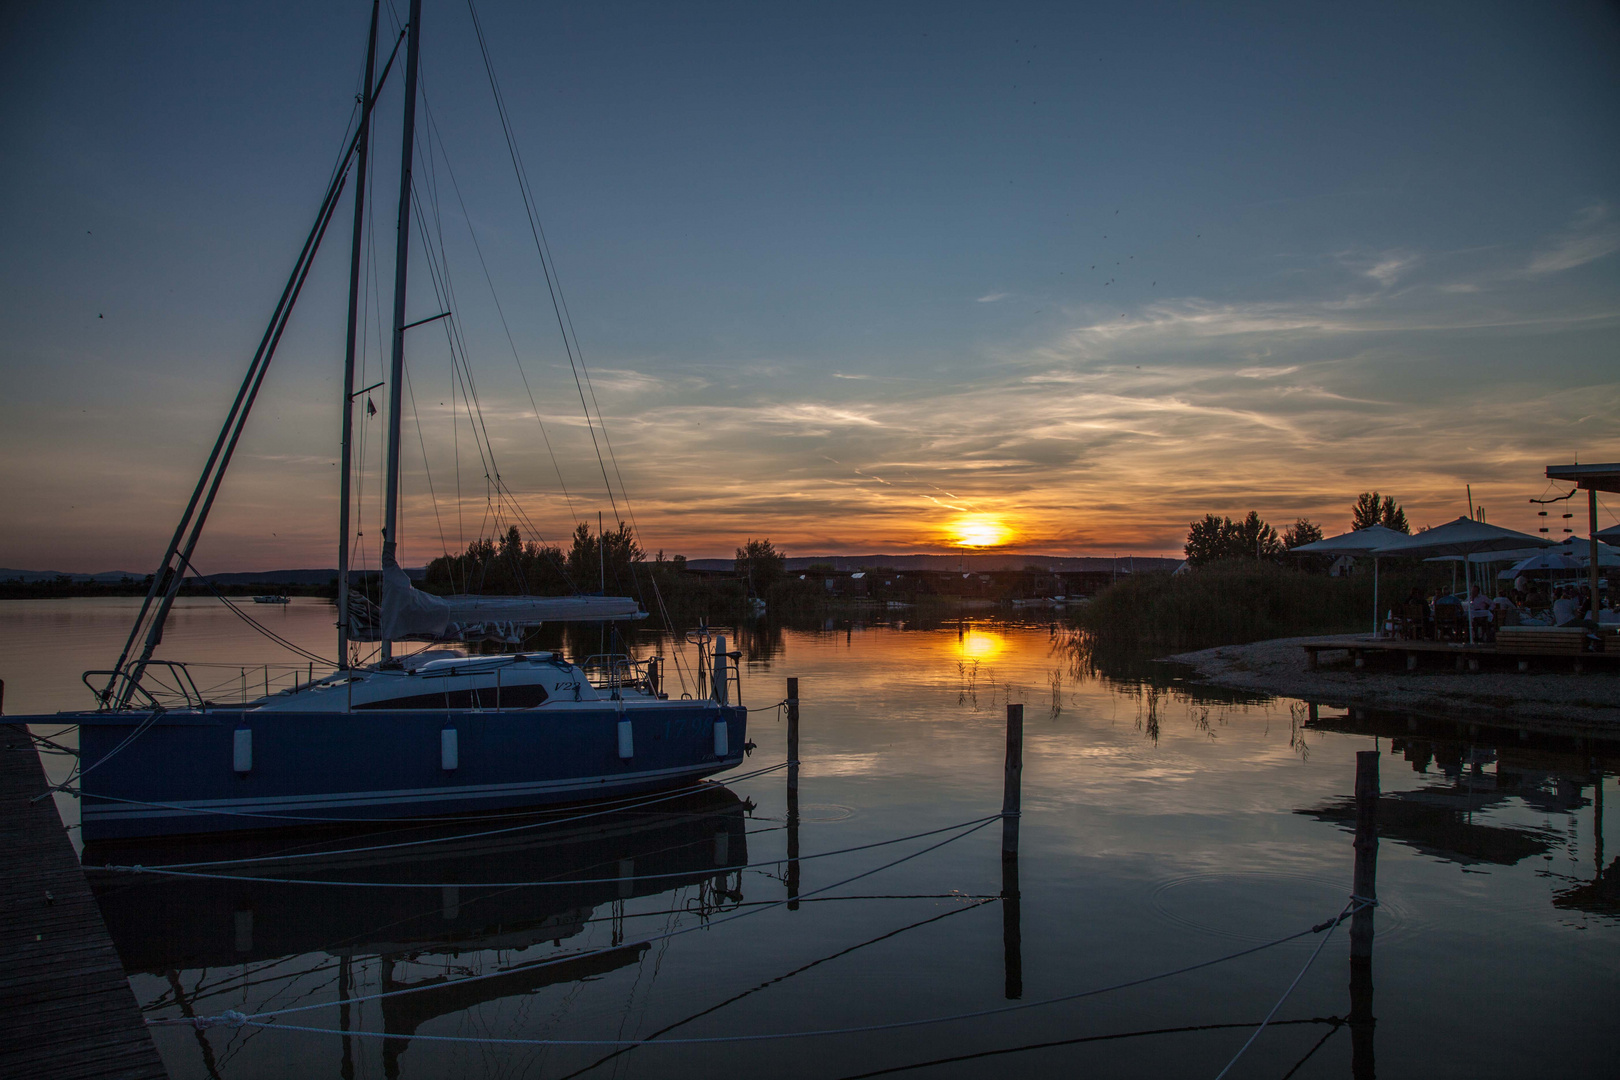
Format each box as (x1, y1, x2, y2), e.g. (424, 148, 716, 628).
(950, 515, 1013, 549)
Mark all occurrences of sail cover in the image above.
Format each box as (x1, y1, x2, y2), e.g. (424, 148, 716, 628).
(373, 554, 645, 643)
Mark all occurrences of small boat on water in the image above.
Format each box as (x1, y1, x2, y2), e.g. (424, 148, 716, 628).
(250, 594, 290, 605)
(14, 0, 748, 841)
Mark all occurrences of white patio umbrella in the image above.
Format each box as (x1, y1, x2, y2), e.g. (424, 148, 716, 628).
(1373, 518, 1554, 643)
(1596, 522, 1620, 544)
(1508, 551, 1583, 573)
(1289, 524, 1410, 635)
(1555, 535, 1620, 568)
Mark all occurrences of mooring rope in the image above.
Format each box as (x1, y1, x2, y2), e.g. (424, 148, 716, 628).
(98, 813, 1002, 888)
(1211, 897, 1371, 1080)
(32, 707, 164, 802)
(148, 814, 1000, 1027)
(151, 895, 1362, 1046)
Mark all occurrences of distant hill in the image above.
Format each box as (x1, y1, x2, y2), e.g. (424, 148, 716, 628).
(4, 556, 1171, 586)
(0, 568, 145, 583)
(683, 553, 1178, 573)
(0, 567, 426, 585)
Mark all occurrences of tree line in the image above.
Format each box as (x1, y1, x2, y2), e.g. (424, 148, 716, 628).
(1183, 491, 1408, 567)
(421, 525, 791, 599)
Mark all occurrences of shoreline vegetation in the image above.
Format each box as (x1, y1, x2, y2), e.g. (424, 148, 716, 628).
(1069, 560, 1438, 655)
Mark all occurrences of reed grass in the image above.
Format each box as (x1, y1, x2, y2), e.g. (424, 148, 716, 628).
(1071, 560, 1439, 654)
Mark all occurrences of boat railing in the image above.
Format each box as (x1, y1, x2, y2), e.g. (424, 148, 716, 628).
(87, 661, 334, 710)
(579, 653, 651, 696)
(83, 660, 204, 711)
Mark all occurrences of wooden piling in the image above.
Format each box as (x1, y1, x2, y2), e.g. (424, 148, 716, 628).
(1002, 703, 1023, 999)
(786, 677, 800, 910)
(1002, 703, 1023, 853)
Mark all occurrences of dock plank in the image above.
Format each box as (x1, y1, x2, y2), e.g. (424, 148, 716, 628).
(0, 738, 168, 1079)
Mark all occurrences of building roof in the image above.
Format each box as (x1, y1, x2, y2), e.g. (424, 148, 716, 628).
(1546, 462, 1620, 494)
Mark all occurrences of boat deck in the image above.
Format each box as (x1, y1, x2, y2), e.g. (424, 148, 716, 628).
(0, 729, 168, 1079)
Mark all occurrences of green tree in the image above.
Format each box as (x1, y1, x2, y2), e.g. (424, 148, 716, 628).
(1283, 518, 1324, 550)
(735, 538, 786, 590)
(1185, 515, 1237, 566)
(1186, 512, 1283, 565)
(1379, 496, 1409, 533)
(1352, 492, 1409, 533)
(1351, 492, 1383, 531)
(568, 521, 644, 592)
(1233, 511, 1285, 561)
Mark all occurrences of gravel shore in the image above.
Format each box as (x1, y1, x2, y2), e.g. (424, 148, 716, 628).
(1165, 634, 1620, 733)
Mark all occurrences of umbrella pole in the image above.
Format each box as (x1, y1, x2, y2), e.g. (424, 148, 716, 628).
(1372, 557, 1380, 637)
(1465, 558, 1474, 645)
(1591, 489, 1602, 621)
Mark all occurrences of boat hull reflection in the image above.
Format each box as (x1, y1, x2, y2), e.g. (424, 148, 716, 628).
(86, 786, 750, 972)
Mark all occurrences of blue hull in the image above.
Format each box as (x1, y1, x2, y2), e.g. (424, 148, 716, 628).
(71, 702, 748, 841)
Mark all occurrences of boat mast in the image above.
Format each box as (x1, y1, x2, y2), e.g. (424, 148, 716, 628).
(380, 0, 423, 663)
(337, 0, 381, 670)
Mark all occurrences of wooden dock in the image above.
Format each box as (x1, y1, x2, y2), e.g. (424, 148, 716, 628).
(1303, 637, 1620, 674)
(0, 731, 168, 1079)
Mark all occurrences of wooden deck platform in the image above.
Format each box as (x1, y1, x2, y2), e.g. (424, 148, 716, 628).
(1303, 636, 1620, 674)
(0, 729, 167, 1079)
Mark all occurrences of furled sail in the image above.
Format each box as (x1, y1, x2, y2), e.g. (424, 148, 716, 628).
(368, 553, 645, 643)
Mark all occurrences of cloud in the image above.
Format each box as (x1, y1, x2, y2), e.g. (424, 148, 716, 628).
(1528, 204, 1620, 274)
(976, 291, 1010, 303)
(1362, 251, 1419, 288)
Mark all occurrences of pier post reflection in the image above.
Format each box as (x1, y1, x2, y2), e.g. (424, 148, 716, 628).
(1003, 702, 1024, 1000)
(787, 677, 800, 910)
(339, 954, 354, 1080)
(1350, 749, 1379, 1080)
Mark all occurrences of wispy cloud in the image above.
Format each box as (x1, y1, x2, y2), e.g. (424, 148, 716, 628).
(976, 291, 1010, 303)
(1528, 203, 1620, 274)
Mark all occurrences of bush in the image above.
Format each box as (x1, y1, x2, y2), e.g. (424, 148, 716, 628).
(1071, 560, 1436, 654)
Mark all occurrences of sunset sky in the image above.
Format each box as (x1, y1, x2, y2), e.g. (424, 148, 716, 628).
(3, 1, 1618, 573)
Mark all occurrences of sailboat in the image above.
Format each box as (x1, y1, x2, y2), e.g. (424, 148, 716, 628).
(17, 0, 749, 842)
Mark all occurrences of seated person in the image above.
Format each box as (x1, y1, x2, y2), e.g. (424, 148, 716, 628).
(1491, 593, 1520, 627)
(1432, 592, 1464, 638)
(1552, 588, 1581, 626)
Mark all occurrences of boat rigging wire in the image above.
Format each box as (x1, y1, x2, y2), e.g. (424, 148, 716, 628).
(463, 0, 619, 526)
(108, 27, 406, 705)
(416, 85, 580, 530)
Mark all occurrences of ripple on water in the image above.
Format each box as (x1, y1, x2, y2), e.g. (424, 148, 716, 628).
(1150, 869, 1413, 946)
(796, 803, 857, 823)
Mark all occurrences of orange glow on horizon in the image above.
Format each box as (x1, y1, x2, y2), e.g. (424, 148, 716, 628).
(949, 515, 1014, 549)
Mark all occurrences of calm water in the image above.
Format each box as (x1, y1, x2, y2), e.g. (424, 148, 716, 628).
(3, 597, 1617, 1078)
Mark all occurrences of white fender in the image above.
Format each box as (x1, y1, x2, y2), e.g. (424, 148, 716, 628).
(441, 727, 459, 771)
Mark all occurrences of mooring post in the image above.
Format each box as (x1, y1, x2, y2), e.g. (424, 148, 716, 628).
(1002, 702, 1024, 1000)
(1350, 749, 1379, 1080)
(787, 677, 801, 910)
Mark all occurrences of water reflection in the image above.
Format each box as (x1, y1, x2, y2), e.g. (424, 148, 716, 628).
(6, 601, 1618, 1076)
(88, 789, 750, 1074)
(1299, 704, 1619, 922)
